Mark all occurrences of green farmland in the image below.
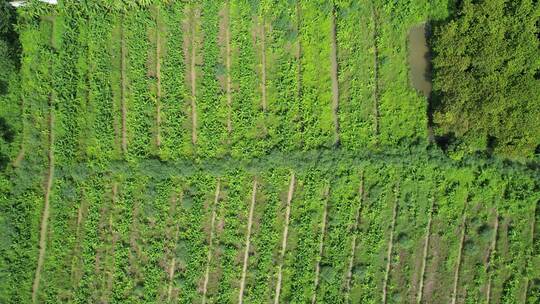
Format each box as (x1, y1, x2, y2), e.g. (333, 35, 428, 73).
(0, 0, 539, 303)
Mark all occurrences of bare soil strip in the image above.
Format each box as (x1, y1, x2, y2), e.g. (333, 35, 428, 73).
(371, 4, 380, 136)
(274, 172, 296, 304)
(155, 7, 162, 148)
(202, 179, 221, 304)
(31, 95, 55, 304)
(382, 185, 399, 304)
(416, 197, 434, 304)
(238, 180, 258, 304)
(344, 173, 365, 303)
(330, 6, 340, 146)
(311, 185, 330, 304)
(451, 197, 469, 304)
(120, 18, 128, 154)
(485, 209, 499, 304)
(260, 17, 268, 112)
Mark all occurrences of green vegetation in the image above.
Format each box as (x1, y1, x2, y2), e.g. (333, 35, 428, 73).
(0, 1, 538, 304)
(431, 0, 540, 160)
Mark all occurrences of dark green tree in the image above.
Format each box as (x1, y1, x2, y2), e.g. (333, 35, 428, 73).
(431, 0, 539, 160)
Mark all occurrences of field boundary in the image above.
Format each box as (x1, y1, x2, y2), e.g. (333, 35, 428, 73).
(274, 172, 296, 304)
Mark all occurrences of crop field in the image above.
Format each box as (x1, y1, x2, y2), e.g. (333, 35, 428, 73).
(0, 1, 538, 304)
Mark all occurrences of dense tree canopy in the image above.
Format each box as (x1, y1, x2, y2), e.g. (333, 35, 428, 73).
(431, 0, 539, 160)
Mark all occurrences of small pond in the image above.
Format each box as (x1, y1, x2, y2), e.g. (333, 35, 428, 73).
(408, 23, 432, 97)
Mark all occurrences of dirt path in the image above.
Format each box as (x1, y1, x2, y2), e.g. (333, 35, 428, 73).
(330, 6, 340, 146)
(416, 198, 434, 304)
(382, 185, 399, 304)
(344, 173, 365, 303)
(238, 180, 258, 304)
(31, 95, 55, 304)
(485, 209, 499, 304)
(311, 185, 330, 304)
(274, 172, 296, 304)
(451, 197, 469, 304)
(371, 4, 380, 136)
(202, 179, 221, 304)
(120, 19, 128, 155)
(155, 7, 162, 148)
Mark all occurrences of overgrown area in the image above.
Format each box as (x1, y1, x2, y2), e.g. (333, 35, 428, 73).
(0, 0, 538, 303)
(430, 0, 540, 160)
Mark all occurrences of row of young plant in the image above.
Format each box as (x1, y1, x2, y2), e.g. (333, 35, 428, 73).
(8, 0, 466, 165)
(5, 156, 538, 303)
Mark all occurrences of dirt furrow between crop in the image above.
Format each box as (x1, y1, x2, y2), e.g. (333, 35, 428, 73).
(167, 225, 180, 302)
(238, 179, 258, 304)
(260, 17, 268, 112)
(296, 2, 304, 136)
(451, 197, 469, 304)
(223, 4, 232, 133)
(274, 172, 296, 304)
(69, 195, 88, 295)
(202, 179, 221, 304)
(120, 19, 128, 155)
(416, 197, 434, 304)
(485, 209, 499, 304)
(382, 185, 399, 304)
(31, 95, 55, 304)
(522, 201, 537, 303)
(13, 96, 26, 167)
(371, 4, 380, 136)
(155, 7, 162, 148)
(188, 6, 199, 146)
(311, 184, 330, 304)
(330, 6, 340, 146)
(104, 183, 119, 303)
(345, 173, 365, 303)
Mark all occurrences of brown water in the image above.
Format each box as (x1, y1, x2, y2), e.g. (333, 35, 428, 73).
(408, 23, 432, 97)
